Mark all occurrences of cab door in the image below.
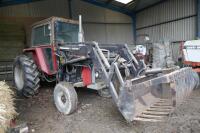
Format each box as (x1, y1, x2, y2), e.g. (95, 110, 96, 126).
(29, 23, 57, 74)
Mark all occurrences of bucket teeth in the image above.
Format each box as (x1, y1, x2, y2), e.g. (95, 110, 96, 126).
(133, 118, 162, 122)
(147, 108, 171, 112)
(142, 111, 170, 116)
(134, 99, 174, 122)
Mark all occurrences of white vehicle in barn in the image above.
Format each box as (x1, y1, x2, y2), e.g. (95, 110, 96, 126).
(183, 40, 200, 73)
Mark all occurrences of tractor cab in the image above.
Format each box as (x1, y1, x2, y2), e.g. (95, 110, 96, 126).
(24, 17, 80, 76)
(31, 17, 79, 46)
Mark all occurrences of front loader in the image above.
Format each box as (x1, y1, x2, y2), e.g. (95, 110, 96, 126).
(13, 16, 199, 122)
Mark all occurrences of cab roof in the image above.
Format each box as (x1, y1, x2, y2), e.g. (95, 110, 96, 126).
(31, 16, 79, 28)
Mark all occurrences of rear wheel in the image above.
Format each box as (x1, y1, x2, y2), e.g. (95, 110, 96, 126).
(13, 55, 40, 97)
(54, 82, 78, 114)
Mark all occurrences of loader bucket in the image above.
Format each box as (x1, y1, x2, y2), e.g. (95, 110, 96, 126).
(110, 67, 199, 122)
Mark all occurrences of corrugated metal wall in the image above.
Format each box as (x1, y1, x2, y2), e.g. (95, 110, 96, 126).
(136, 0, 197, 42)
(0, 0, 69, 17)
(71, 0, 133, 44)
(0, 0, 71, 47)
(0, 21, 24, 61)
(0, 0, 134, 45)
(0, 0, 134, 67)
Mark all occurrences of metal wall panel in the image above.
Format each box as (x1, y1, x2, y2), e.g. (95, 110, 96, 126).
(159, 0, 196, 23)
(137, 26, 160, 42)
(136, 0, 196, 42)
(71, 0, 132, 23)
(136, 0, 196, 28)
(106, 24, 133, 44)
(0, 0, 69, 17)
(0, 21, 25, 61)
(71, 0, 134, 44)
(137, 17, 196, 42)
(136, 5, 160, 28)
(83, 23, 133, 44)
(104, 9, 132, 23)
(160, 17, 196, 41)
(0, 0, 134, 45)
(83, 24, 107, 43)
(71, 0, 106, 23)
(0, 4, 29, 16)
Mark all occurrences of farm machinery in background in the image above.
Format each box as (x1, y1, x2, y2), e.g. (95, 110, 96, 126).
(133, 34, 153, 68)
(13, 16, 199, 122)
(133, 35, 176, 69)
(182, 40, 200, 73)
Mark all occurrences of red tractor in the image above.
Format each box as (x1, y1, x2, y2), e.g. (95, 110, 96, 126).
(13, 17, 78, 97)
(13, 16, 199, 122)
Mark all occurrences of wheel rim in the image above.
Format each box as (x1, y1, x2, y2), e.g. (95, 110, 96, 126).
(14, 63, 24, 90)
(56, 89, 69, 110)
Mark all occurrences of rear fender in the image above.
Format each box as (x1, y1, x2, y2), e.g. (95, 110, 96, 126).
(23, 46, 58, 75)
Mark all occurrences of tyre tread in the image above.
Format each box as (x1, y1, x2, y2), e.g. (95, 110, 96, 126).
(13, 55, 40, 97)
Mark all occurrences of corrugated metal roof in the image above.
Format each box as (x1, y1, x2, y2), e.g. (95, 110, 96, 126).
(0, 0, 167, 12)
(82, 0, 166, 12)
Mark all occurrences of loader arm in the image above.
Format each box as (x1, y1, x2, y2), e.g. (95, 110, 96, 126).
(56, 42, 199, 122)
(90, 42, 199, 122)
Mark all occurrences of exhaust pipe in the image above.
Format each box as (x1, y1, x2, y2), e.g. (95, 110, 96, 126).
(78, 15, 84, 42)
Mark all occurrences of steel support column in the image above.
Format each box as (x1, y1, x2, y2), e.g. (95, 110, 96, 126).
(197, 0, 200, 38)
(131, 12, 136, 43)
(68, 0, 72, 19)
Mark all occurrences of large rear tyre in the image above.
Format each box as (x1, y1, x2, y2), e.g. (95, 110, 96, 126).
(13, 55, 40, 97)
(54, 82, 78, 114)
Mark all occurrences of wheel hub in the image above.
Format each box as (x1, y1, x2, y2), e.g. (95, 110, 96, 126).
(57, 90, 69, 109)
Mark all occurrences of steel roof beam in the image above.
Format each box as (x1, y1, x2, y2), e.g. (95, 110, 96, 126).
(0, 0, 41, 7)
(106, 0, 113, 4)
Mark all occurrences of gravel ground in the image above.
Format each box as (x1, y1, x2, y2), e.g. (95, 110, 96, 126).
(16, 85, 200, 133)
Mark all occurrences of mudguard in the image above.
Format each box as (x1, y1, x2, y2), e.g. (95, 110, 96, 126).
(23, 45, 58, 75)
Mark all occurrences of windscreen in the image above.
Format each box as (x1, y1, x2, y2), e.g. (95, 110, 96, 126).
(55, 21, 79, 43)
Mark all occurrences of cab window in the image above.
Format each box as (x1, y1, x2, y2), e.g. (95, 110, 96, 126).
(55, 21, 79, 43)
(32, 24, 51, 46)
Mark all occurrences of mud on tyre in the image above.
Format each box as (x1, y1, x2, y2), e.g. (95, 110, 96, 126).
(13, 55, 40, 97)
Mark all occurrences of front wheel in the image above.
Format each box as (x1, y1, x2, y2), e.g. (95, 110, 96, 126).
(54, 82, 78, 114)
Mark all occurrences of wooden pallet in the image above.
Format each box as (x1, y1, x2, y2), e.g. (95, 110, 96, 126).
(134, 99, 174, 122)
